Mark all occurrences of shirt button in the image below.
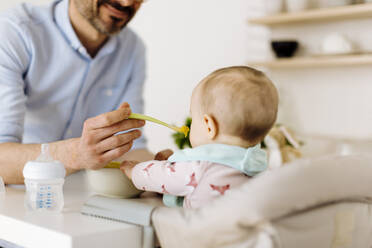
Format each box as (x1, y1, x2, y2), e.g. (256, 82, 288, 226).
(78, 47, 86, 54)
(105, 89, 113, 96)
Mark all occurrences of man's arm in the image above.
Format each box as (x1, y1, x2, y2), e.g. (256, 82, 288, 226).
(0, 18, 36, 184)
(0, 143, 44, 184)
(0, 141, 81, 185)
(0, 103, 146, 184)
(0, 18, 150, 184)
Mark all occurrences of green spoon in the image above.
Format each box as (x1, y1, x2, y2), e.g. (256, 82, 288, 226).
(128, 113, 190, 137)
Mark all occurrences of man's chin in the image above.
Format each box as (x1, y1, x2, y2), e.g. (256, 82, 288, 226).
(92, 19, 127, 35)
(106, 23, 127, 35)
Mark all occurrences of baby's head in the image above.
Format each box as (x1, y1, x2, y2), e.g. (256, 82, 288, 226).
(189, 66, 279, 148)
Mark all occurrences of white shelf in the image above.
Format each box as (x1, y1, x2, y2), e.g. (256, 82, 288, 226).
(249, 3, 372, 26)
(247, 54, 372, 69)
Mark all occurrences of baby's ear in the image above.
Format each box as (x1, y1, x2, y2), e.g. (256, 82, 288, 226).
(203, 114, 218, 140)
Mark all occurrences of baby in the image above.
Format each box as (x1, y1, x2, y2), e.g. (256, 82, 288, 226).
(122, 66, 279, 209)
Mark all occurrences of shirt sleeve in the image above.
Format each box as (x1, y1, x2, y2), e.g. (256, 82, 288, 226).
(117, 35, 147, 150)
(0, 18, 30, 143)
(131, 160, 203, 196)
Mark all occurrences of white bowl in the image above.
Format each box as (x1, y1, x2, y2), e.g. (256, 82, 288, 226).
(321, 33, 354, 55)
(86, 168, 142, 198)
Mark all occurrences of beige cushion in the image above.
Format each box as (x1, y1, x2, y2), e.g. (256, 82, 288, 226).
(152, 154, 372, 248)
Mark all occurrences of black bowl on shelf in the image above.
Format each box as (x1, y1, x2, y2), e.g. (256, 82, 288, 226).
(271, 40, 299, 58)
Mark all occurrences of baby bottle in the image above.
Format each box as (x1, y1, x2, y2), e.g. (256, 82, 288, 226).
(23, 144, 66, 212)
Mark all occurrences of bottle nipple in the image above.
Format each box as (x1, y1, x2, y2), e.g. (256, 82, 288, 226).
(36, 144, 54, 162)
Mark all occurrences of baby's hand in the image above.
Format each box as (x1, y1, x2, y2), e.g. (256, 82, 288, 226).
(154, 149, 174, 161)
(120, 160, 140, 180)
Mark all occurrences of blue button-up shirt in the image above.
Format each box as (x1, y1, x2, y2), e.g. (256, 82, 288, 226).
(0, 0, 146, 149)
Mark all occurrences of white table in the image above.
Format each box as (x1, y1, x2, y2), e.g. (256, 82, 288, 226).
(0, 171, 143, 248)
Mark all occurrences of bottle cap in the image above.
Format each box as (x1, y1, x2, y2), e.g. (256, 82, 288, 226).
(23, 144, 66, 180)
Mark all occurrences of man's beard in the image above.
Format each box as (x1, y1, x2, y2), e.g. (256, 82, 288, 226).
(89, 0, 136, 35)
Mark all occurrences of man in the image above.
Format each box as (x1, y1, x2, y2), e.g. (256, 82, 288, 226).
(0, 0, 154, 184)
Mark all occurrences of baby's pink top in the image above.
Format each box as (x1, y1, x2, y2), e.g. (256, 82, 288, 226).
(132, 160, 250, 209)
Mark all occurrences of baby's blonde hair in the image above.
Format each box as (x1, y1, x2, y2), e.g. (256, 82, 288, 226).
(198, 66, 279, 145)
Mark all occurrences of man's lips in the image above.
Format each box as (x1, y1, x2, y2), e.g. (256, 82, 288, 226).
(103, 3, 130, 19)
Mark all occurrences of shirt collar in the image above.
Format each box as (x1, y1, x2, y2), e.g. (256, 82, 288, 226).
(168, 144, 268, 176)
(54, 0, 118, 59)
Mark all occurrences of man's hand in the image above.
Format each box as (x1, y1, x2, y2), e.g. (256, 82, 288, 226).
(70, 102, 145, 170)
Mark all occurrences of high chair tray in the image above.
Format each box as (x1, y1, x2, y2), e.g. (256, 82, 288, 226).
(81, 195, 163, 226)
(81, 195, 163, 248)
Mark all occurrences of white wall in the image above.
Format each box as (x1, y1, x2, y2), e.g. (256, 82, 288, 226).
(0, 0, 51, 11)
(131, 0, 261, 152)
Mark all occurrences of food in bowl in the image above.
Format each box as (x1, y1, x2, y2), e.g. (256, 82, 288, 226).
(86, 167, 142, 198)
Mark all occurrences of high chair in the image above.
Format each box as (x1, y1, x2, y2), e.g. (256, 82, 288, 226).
(152, 154, 372, 248)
